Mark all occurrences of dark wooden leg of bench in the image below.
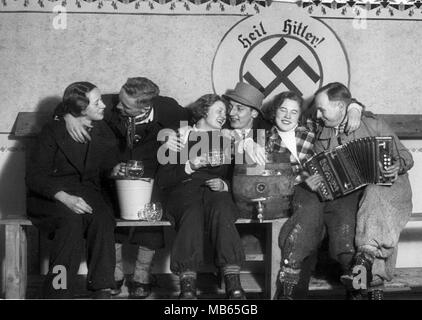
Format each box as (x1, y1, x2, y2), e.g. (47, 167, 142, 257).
(5, 225, 27, 299)
(265, 220, 284, 300)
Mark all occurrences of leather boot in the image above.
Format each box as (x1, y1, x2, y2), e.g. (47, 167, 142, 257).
(224, 274, 246, 300)
(128, 281, 152, 299)
(91, 288, 112, 299)
(179, 275, 197, 300)
(110, 279, 124, 296)
(340, 252, 373, 291)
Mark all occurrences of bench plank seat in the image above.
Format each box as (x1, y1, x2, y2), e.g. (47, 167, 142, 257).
(1, 216, 285, 299)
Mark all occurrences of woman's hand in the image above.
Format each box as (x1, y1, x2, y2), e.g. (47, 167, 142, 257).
(64, 114, 92, 143)
(189, 155, 208, 170)
(54, 191, 93, 214)
(305, 174, 324, 192)
(379, 161, 400, 183)
(205, 178, 226, 192)
(111, 163, 127, 177)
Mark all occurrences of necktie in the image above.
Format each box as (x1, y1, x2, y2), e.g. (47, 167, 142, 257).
(126, 108, 153, 149)
(126, 117, 136, 150)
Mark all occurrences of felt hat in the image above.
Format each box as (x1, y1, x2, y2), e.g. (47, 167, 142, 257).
(223, 82, 265, 113)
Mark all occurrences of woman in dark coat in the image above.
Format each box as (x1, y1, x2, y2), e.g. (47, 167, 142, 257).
(156, 94, 246, 300)
(26, 82, 118, 299)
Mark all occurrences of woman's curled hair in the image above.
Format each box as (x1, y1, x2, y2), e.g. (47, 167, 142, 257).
(188, 94, 228, 125)
(62, 81, 97, 117)
(265, 91, 304, 124)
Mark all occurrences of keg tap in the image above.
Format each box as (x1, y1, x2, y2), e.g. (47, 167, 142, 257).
(250, 197, 267, 223)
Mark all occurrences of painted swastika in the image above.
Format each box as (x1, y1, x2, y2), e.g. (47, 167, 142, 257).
(243, 37, 321, 98)
(212, 9, 349, 103)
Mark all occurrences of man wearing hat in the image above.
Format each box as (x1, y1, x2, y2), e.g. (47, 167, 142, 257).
(223, 82, 270, 131)
(55, 77, 189, 299)
(222, 82, 270, 167)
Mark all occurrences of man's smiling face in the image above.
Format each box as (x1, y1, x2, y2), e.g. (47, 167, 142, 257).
(228, 101, 257, 130)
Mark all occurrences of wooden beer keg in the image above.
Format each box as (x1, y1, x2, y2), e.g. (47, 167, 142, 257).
(232, 150, 295, 220)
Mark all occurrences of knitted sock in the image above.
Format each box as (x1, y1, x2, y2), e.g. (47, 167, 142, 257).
(279, 266, 301, 285)
(222, 265, 241, 276)
(180, 270, 197, 280)
(114, 243, 124, 282)
(279, 266, 301, 299)
(133, 246, 155, 284)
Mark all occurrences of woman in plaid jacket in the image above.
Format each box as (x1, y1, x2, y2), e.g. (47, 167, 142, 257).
(261, 91, 327, 300)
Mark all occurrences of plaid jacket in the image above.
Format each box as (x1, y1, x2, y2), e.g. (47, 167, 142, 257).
(267, 126, 316, 183)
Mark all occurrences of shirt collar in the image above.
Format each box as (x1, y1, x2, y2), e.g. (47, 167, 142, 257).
(275, 125, 298, 137)
(133, 107, 154, 124)
(233, 128, 252, 138)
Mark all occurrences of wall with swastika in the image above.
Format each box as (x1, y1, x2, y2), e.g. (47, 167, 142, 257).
(1, 5, 422, 132)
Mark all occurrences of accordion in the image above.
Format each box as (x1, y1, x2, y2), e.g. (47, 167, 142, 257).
(305, 136, 394, 201)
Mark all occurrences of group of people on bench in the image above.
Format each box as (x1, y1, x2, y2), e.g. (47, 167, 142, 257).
(26, 78, 413, 300)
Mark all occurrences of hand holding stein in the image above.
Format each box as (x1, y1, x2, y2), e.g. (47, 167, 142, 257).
(112, 160, 144, 179)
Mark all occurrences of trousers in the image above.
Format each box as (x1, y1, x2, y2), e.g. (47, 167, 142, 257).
(27, 189, 116, 298)
(166, 181, 245, 274)
(279, 184, 361, 273)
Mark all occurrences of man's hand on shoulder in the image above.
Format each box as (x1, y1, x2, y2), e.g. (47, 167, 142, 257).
(345, 102, 363, 133)
(164, 130, 184, 152)
(64, 114, 92, 143)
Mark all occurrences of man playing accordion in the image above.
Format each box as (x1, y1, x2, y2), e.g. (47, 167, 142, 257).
(313, 82, 413, 300)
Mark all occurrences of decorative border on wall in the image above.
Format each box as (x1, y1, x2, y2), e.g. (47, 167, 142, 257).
(1, 0, 421, 17)
(0, 0, 270, 15)
(282, 0, 422, 18)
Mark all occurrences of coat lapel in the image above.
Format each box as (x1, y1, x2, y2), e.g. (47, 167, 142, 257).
(53, 121, 85, 175)
(84, 122, 109, 175)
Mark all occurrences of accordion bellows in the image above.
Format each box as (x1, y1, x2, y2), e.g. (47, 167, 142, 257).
(305, 136, 394, 201)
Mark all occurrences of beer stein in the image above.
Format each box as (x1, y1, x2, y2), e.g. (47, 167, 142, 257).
(125, 160, 144, 178)
(206, 150, 225, 167)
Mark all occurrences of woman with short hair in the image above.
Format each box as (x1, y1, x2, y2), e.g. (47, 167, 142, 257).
(26, 82, 118, 299)
(263, 91, 324, 300)
(156, 94, 246, 300)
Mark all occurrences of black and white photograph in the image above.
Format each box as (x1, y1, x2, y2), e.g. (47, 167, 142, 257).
(0, 0, 421, 310)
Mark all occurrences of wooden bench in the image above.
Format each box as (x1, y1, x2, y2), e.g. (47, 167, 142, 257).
(0, 216, 285, 299)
